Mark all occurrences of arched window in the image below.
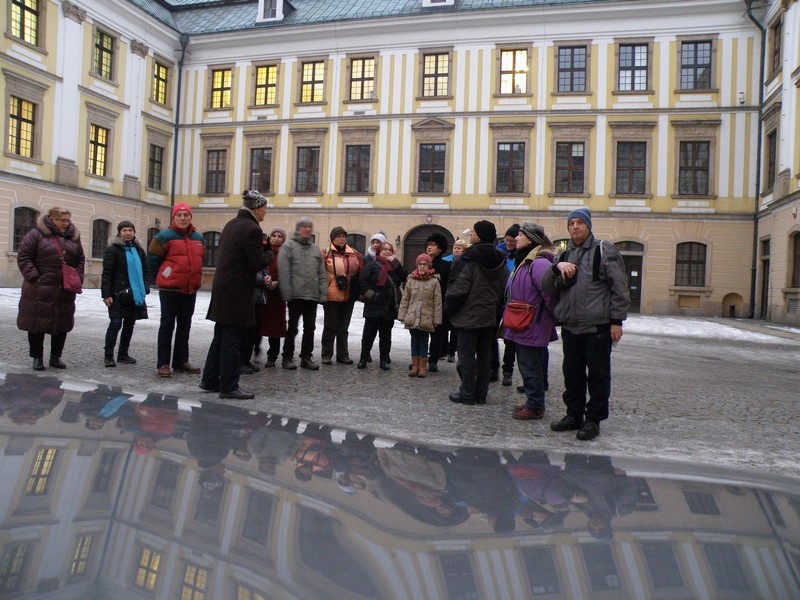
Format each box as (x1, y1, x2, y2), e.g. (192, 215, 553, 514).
(92, 219, 111, 259)
(146, 227, 159, 251)
(346, 233, 366, 256)
(13, 207, 39, 251)
(675, 242, 707, 287)
(791, 233, 800, 288)
(203, 231, 221, 267)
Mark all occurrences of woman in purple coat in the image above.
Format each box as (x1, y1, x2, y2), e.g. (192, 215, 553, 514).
(17, 206, 85, 371)
(502, 222, 558, 421)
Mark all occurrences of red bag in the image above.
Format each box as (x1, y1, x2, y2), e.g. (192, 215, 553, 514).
(51, 237, 83, 294)
(502, 301, 535, 331)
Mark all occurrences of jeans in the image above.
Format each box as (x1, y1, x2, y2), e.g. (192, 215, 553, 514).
(561, 326, 613, 422)
(28, 332, 67, 359)
(516, 344, 546, 410)
(455, 326, 495, 402)
(321, 301, 356, 359)
(202, 323, 247, 393)
(502, 340, 517, 375)
(104, 317, 135, 357)
(283, 299, 318, 360)
(409, 329, 430, 358)
(360, 317, 393, 361)
(157, 291, 197, 368)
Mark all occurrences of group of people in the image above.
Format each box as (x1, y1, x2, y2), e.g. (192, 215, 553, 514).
(16, 196, 629, 440)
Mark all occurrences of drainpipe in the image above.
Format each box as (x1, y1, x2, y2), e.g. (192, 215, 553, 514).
(745, 0, 766, 319)
(169, 33, 190, 209)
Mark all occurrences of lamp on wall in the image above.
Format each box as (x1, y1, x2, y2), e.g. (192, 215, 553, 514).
(154, 218, 161, 229)
(395, 235, 401, 247)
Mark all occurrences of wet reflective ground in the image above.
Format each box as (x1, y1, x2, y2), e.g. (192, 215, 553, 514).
(1, 372, 798, 599)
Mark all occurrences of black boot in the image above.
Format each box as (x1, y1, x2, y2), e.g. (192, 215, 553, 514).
(32, 357, 45, 371)
(49, 356, 66, 369)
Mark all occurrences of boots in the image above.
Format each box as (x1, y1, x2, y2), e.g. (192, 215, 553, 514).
(417, 359, 428, 378)
(408, 356, 419, 377)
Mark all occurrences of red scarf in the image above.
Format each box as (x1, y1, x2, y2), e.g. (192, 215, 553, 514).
(376, 255, 394, 287)
(411, 268, 435, 280)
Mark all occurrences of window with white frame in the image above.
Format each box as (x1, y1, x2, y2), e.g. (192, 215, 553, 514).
(419, 49, 452, 98)
(497, 46, 530, 95)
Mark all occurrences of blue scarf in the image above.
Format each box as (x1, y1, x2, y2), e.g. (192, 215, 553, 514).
(124, 243, 147, 306)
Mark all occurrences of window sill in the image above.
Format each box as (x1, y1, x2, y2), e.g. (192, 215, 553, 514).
(338, 191, 374, 197)
(551, 91, 593, 97)
(4, 152, 43, 165)
(199, 192, 229, 197)
(293, 101, 328, 107)
(150, 99, 173, 111)
(780, 287, 800, 295)
(416, 95, 454, 101)
(492, 92, 533, 99)
(671, 194, 717, 200)
(609, 193, 652, 199)
(415, 191, 450, 196)
(611, 89, 655, 96)
(4, 33, 48, 55)
(343, 98, 377, 105)
(674, 87, 719, 95)
(86, 172, 114, 182)
(205, 106, 233, 112)
(669, 286, 712, 296)
(88, 72, 119, 88)
(288, 192, 323, 197)
(493, 191, 530, 197)
(547, 192, 590, 198)
(248, 103, 280, 110)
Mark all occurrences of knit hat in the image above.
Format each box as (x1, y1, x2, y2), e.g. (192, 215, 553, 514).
(473, 220, 497, 244)
(295, 217, 313, 231)
(567, 207, 592, 230)
(370, 232, 387, 244)
(330, 226, 347, 241)
(505, 223, 521, 238)
(172, 202, 192, 219)
(416, 253, 432, 266)
(242, 189, 267, 210)
(519, 221, 545, 246)
(117, 220, 135, 234)
(425, 232, 449, 254)
(269, 227, 286, 239)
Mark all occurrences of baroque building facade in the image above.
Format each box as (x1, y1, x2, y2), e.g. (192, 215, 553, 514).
(1, 0, 788, 320)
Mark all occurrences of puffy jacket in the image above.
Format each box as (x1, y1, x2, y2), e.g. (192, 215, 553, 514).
(398, 276, 442, 332)
(445, 243, 508, 330)
(541, 233, 630, 334)
(501, 246, 558, 347)
(101, 238, 150, 321)
(278, 233, 327, 302)
(147, 226, 204, 294)
(17, 216, 85, 335)
(323, 243, 363, 302)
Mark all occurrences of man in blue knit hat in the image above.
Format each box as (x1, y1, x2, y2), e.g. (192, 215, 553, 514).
(541, 207, 630, 441)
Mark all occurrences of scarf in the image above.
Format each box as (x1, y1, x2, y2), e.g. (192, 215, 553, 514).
(124, 241, 147, 306)
(375, 256, 394, 287)
(411, 268, 435, 281)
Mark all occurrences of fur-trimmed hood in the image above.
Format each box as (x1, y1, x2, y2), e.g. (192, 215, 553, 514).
(36, 214, 81, 242)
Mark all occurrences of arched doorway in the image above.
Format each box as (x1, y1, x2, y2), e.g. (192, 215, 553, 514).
(615, 241, 644, 313)
(401, 225, 455, 273)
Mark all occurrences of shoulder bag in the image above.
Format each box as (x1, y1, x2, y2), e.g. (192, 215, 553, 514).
(51, 237, 83, 294)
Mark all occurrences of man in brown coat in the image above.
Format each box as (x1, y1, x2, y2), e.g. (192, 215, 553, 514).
(200, 191, 273, 399)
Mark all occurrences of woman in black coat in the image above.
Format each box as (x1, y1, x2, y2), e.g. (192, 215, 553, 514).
(357, 242, 407, 370)
(101, 221, 150, 367)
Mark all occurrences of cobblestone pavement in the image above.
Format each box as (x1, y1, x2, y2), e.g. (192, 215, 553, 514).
(1, 289, 798, 479)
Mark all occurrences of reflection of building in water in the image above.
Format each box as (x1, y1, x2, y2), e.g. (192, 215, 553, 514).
(1, 427, 798, 600)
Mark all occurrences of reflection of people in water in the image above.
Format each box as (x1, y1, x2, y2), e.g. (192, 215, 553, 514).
(76, 384, 132, 430)
(117, 393, 180, 455)
(0, 373, 64, 425)
(247, 415, 301, 476)
(294, 424, 334, 481)
(560, 454, 639, 540)
(332, 431, 379, 494)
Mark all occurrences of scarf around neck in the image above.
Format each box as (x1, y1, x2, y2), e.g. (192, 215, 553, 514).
(375, 256, 394, 287)
(123, 241, 147, 305)
(411, 268, 435, 280)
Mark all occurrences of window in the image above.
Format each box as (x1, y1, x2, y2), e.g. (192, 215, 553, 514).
(93, 30, 115, 80)
(8, 96, 35, 158)
(556, 142, 585, 194)
(347, 234, 366, 256)
(616, 142, 646, 194)
(496, 142, 525, 193)
(92, 219, 110, 259)
(522, 547, 560, 595)
(769, 18, 782, 77)
(300, 60, 325, 103)
(679, 40, 713, 90)
(91, 450, 117, 493)
(241, 491, 274, 543)
(249, 148, 272, 192)
(418, 143, 446, 193)
(678, 141, 710, 195)
(194, 482, 224, 527)
(349, 57, 375, 101)
(10, 0, 40, 46)
(148, 144, 165, 191)
(13, 206, 38, 252)
(685, 491, 722, 516)
(133, 546, 161, 592)
(25, 447, 57, 495)
(498, 48, 528, 95)
(439, 553, 478, 600)
(766, 130, 777, 191)
(557, 45, 587, 93)
(181, 564, 209, 600)
(295, 146, 320, 193)
(205, 149, 227, 194)
(675, 243, 707, 287)
(210, 69, 232, 109)
(0, 543, 30, 593)
(236, 585, 266, 600)
(147, 227, 159, 249)
(203, 232, 220, 268)
(421, 52, 451, 98)
(642, 542, 684, 589)
(263, 0, 277, 19)
(581, 544, 621, 592)
(88, 124, 109, 177)
(152, 61, 169, 105)
(254, 64, 278, 106)
(344, 145, 370, 193)
(703, 543, 749, 591)
(792, 234, 800, 288)
(69, 535, 93, 577)
(618, 43, 648, 91)
(150, 461, 180, 510)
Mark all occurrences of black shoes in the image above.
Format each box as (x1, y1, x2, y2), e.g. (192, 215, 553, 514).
(49, 356, 66, 369)
(264, 359, 277, 368)
(219, 387, 255, 400)
(449, 391, 475, 405)
(357, 359, 367, 369)
(428, 360, 438, 373)
(379, 360, 390, 371)
(550, 415, 584, 432)
(282, 358, 297, 370)
(502, 373, 513, 386)
(300, 357, 319, 370)
(336, 356, 354, 365)
(489, 369, 499, 383)
(576, 421, 600, 441)
(447, 353, 455, 363)
(199, 382, 219, 392)
(117, 355, 136, 364)
(32, 358, 45, 371)
(104, 356, 116, 368)
(321, 356, 333, 365)
(240, 361, 261, 374)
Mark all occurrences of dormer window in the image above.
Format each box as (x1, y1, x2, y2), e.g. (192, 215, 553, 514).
(258, 0, 284, 22)
(423, 0, 454, 6)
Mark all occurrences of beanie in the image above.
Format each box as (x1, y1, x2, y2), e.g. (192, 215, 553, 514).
(473, 220, 497, 244)
(330, 226, 347, 241)
(242, 189, 267, 210)
(567, 207, 592, 230)
(425, 232, 449, 254)
(416, 253, 432, 266)
(269, 227, 286, 240)
(117, 220, 135, 234)
(295, 217, 313, 231)
(519, 221, 545, 245)
(172, 202, 192, 219)
(505, 223, 521, 238)
(370, 232, 387, 244)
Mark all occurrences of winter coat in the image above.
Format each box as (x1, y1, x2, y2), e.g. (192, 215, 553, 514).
(17, 215, 85, 335)
(398, 276, 442, 333)
(541, 233, 630, 334)
(147, 226, 204, 294)
(101, 237, 150, 321)
(430, 253, 452, 297)
(278, 233, 327, 303)
(501, 246, 558, 347)
(323, 243, 363, 302)
(259, 243, 287, 337)
(359, 258, 408, 321)
(206, 209, 273, 326)
(445, 243, 508, 330)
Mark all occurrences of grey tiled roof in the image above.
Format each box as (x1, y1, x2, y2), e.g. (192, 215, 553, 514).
(125, 0, 619, 36)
